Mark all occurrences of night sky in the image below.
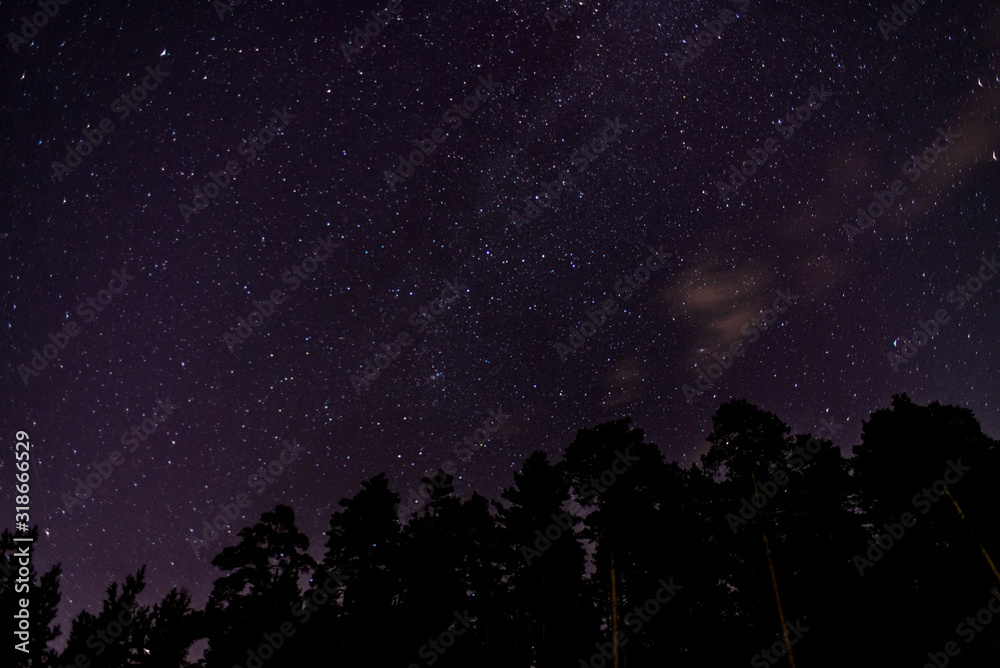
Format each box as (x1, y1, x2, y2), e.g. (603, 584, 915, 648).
(2, 0, 999, 645)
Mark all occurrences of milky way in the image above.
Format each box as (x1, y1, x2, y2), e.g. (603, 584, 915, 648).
(1, 0, 998, 640)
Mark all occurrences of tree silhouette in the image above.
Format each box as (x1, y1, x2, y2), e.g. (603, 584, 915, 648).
(322, 473, 404, 665)
(6, 395, 1000, 668)
(560, 420, 667, 668)
(58, 566, 149, 668)
(139, 588, 200, 668)
(204, 505, 315, 668)
(852, 394, 1000, 665)
(498, 449, 593, 667)
(702, 400, 799, 666)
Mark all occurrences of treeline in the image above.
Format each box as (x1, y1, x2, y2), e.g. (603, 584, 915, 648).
(4, 394, 1000, 668)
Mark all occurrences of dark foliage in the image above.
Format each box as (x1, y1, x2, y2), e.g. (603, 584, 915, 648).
(10, 394, 1000, 667)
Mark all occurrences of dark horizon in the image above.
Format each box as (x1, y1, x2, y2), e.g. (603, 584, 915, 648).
(6, 394, 1000, 667)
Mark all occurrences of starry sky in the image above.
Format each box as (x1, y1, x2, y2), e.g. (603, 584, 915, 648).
(2, 0, 999, 643)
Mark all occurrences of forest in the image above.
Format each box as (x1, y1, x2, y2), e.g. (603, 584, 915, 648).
(4, 393, 1000, 668)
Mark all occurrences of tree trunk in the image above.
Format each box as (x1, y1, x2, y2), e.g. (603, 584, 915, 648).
(945, 490, 1000, 657)
(753, 472, 797, 668)
(946, 490, 1000, 588)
